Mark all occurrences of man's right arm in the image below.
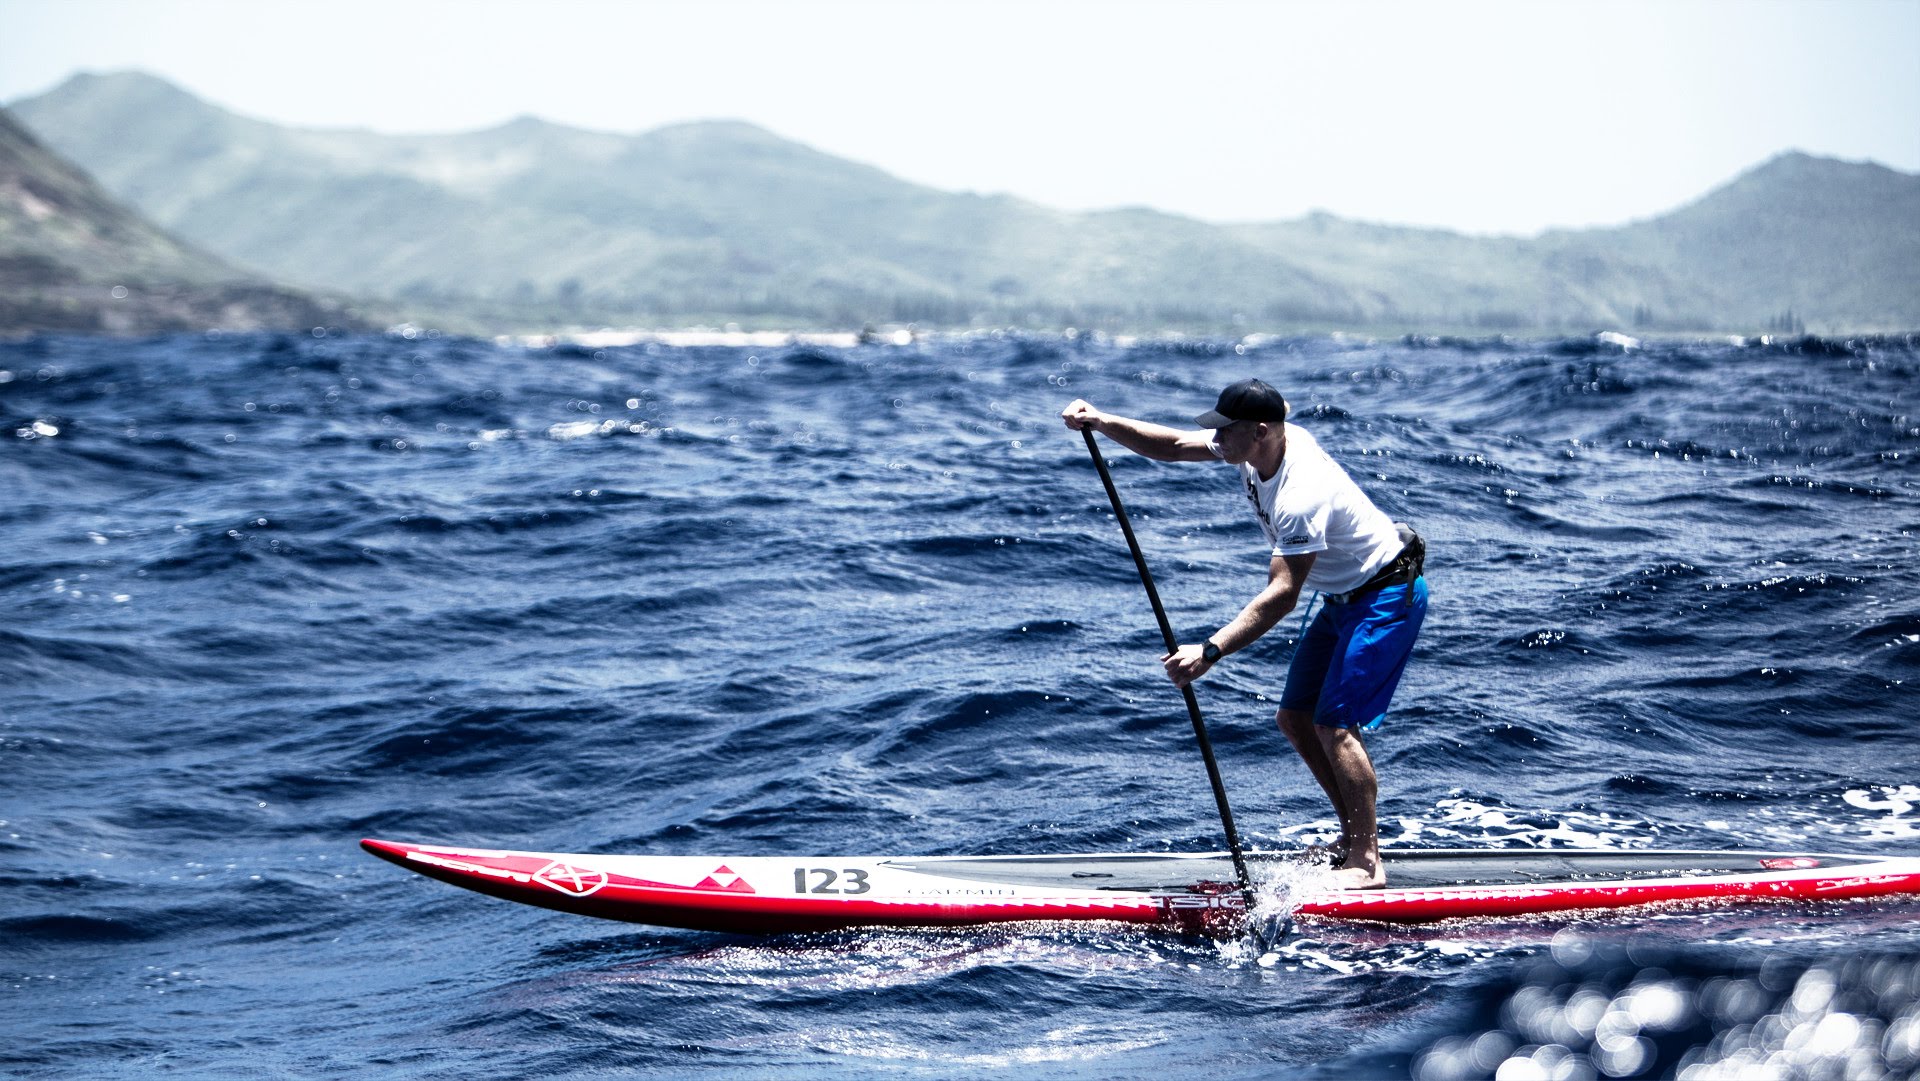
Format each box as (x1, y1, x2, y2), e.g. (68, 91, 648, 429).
(1059, 399, 1215, 462)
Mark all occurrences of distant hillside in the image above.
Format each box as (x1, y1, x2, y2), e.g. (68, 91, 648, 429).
(0, 105, 368, 335)
(1200, 153, 1920, 333)
(9, 72, 1357, 331)
(13, 70, 1918, 334)
(1596, 152, 1920, 330)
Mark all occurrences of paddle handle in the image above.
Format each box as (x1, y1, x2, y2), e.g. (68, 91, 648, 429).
(1080, 427, 1259, 917)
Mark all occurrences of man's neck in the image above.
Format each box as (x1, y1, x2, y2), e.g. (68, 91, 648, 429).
(1251, 424, 1287, 481)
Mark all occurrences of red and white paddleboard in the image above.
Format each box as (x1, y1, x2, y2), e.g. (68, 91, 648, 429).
(361, 839, 1920, 935)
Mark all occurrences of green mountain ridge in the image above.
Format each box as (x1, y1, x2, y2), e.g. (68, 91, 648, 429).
(0, 104, 367, 335)
(12, 70, 1917, 334)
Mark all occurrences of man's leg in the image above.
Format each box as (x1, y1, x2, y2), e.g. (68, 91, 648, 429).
(1277, 708, 1349, 848)
(1305, 578, 1428, 888)
(1314, 725, 1383, 888)
(1277, 602, 1344, 853)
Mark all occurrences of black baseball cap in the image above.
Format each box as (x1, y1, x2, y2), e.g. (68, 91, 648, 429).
(1195, 378, 1290, 428)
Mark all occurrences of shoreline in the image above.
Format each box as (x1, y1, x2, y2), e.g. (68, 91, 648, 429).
(477, 325, 1917, 353)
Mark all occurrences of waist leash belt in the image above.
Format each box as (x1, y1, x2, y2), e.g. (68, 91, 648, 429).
(1327, 522, 1426, 606)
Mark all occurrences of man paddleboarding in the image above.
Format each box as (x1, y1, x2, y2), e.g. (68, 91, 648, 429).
(1061, 379, 1428, 888)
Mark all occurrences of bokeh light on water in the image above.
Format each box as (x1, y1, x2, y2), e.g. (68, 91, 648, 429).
(1412, 933, 1920, 1080)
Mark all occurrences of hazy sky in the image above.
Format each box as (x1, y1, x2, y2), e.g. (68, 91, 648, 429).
(4, 0, 1916, 235)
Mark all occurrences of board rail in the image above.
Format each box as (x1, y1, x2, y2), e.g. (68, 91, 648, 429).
(361, 839, 1920, 935)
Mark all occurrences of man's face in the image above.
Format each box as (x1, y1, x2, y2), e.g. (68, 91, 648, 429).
(1213, 419, 1263, 464)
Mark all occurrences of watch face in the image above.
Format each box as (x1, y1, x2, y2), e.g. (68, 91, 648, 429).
(1203, 643, 1221, 662)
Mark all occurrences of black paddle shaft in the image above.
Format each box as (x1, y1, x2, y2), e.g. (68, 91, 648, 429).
(1080, 428, 1259, 915)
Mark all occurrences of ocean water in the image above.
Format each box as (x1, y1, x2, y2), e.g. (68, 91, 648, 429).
(3, 329, 1917, 1078)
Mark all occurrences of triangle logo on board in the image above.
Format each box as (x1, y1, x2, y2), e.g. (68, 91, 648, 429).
(692, 864, 756, 894)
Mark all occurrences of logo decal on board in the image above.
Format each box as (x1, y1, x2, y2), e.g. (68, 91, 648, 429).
(693, 864, 757, 893)
(532, 860, 608, 896)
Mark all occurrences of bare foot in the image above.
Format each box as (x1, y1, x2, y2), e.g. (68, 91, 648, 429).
(1328, 863, 1386, 890)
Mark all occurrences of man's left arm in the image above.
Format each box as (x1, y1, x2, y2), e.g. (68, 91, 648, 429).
(1162, 552, 1315, 687)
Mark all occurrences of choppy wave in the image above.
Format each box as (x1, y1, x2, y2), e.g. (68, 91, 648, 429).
(2, 329, 1915, 1077)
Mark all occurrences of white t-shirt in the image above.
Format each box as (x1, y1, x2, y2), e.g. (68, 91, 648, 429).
(1210, 423, 1401, 594)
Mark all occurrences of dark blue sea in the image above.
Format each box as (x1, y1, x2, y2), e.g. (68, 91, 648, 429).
(4, 329, 1918, 1078)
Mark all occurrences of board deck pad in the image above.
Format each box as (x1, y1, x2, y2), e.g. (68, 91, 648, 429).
(879, 850, 1836, 890)
(361, 839, 1920, 936)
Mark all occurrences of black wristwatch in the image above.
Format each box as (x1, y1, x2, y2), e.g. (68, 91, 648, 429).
(1201, 641, 1223, 664)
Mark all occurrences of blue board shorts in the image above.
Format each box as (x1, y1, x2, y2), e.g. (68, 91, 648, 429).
(1279, 577, 1429, 730)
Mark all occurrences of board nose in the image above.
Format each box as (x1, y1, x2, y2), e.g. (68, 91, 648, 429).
(360, 838, 411, 865)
